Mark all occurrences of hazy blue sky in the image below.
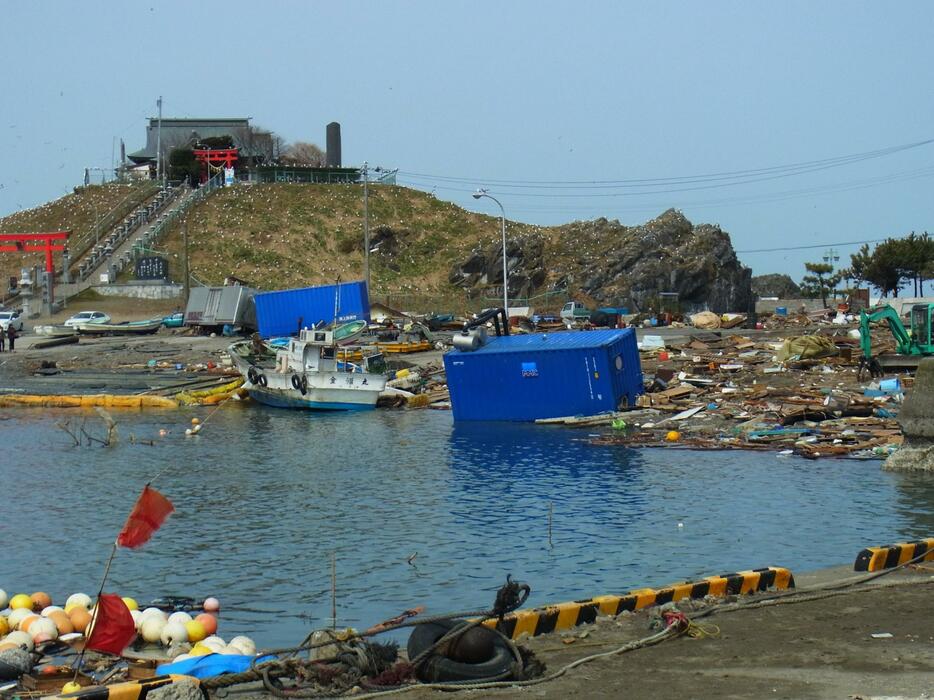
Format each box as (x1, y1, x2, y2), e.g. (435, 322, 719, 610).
(1, 1, 931, 281)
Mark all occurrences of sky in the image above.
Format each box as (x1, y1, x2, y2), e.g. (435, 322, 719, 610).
(1, 1, 932, 282)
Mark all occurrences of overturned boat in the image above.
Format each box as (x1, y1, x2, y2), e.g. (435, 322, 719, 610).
(75, 318, 164, 336)
(228, 327, 388, 411)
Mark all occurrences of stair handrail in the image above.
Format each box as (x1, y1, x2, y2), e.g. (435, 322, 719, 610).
(67, 182, 161, 265)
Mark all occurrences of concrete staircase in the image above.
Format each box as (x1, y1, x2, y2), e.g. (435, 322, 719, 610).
(56, 172, 225, 304)
(56, 185, 191, 301)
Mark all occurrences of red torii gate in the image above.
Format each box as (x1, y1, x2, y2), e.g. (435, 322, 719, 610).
(192, 147, 238, 184)
(0, 231, 70, 275)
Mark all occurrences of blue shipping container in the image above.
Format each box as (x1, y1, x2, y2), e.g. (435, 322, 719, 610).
(254, 281, 370, 338)
(443, 328, 643, 421)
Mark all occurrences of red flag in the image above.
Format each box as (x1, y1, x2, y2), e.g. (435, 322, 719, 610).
(117, 485, 174, 549)
(86, 593, 137, 655)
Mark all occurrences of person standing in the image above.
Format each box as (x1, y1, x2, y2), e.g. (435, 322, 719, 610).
(6, 324, 15, 352)
(0, 328, 5, 352)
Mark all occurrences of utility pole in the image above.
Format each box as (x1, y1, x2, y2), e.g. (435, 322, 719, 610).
(183, 218, 190, 305)
(156, 96, 163, 184)
(362, 161, 369, 295)
(823, 247, 840, 301)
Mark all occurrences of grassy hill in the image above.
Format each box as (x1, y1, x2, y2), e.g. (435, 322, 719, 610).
(0, 183, 155, 286)
(1, 181, 751, 314)
(157, 183, 546, 309)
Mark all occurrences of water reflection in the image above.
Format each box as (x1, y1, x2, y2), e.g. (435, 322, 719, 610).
(0, 407, 930, 648)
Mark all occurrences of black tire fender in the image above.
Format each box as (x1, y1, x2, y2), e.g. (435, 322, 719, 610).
(406, 619, 516, 683)
(247, 367, 259, 384)
(291, 373, 308, 395)
(257, 373, 267, 387)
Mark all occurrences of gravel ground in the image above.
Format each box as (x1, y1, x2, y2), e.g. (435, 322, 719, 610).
(210, 567, 934, 700)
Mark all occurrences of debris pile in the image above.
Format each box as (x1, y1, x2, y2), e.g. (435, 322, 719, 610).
(546, 329, 906, 459)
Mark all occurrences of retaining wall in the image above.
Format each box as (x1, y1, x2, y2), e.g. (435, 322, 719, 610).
(89, 284, 184, 300)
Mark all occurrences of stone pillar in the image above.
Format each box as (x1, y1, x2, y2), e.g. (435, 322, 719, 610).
(884, 357, 934, 472)
(61, 251, 72, 284)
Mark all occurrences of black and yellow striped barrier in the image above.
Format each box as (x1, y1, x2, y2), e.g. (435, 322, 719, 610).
(481, 567, 795, 640)
(59, 675, 205, 700)
(854, 537, 934, 572)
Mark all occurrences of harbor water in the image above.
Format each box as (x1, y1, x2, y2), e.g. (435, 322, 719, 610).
(2, 404, 932, 647)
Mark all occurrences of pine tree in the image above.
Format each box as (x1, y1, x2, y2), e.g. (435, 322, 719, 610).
(801, 262, 834, 308)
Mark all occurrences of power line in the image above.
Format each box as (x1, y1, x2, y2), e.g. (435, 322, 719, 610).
(397, 137, 934, 189)
(397, 164, 934, 211)
(736, 237, 894, 254)
(397, 158, 934, 198)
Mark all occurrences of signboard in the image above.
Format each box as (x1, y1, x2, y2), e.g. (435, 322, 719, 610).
(135, 256, 169, 280)
(224, 167, 235, 186)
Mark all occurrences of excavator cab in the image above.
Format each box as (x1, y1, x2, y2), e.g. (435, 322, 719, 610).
(910, 304, 933, 351)
(858, 302, 934, 379)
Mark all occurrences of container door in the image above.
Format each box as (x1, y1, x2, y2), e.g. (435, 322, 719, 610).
(204, 289, 222, 324)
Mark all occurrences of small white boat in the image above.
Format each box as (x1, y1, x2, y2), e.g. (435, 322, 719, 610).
(228, 327, 388, 411)
(34, 325, 79, 337)
(76, 318, 164, 336)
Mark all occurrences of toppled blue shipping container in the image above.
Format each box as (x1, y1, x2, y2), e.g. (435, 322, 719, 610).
(443, 328, 643, 421)
(254, 281, 370, 338)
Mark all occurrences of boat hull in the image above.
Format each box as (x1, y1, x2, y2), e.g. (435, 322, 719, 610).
(228, 340, 387, 412)
(246, 385, 377, 411)
(77, 319, 163, 336)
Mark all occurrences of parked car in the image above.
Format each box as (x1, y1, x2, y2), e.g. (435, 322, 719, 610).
(162, 311, 185, 328)
(0, 310, 24, 332)
(63, 310, 111, 327)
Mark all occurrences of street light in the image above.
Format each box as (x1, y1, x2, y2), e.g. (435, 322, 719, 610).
(362, 161, 369, 295)
(472, 188, 508, 318)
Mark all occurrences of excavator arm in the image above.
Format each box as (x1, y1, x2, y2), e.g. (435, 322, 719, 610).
(859, 305, 915, 358)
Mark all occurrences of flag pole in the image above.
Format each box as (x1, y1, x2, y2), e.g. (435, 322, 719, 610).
(70, 483, 174, 685)
(72, 539, 119, 681)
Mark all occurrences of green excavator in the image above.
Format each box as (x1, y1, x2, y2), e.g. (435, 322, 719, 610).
(859, 303, 934, 377)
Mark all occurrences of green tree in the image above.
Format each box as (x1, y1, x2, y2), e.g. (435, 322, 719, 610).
(855, 239, 904, 297)
(197, 135, 235, 150)
(849, 244, 873, 287)
(167, 148, 199, 184)
(801, 261, 834, 308)
(896, 232, 933, 296)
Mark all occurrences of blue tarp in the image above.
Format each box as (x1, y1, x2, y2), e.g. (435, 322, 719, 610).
(156, 654, 274, 679)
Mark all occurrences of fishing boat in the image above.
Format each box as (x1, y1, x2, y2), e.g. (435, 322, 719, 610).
(265, 320, 368, 351)
(75, 318, 164, 336)
(228, 327, 388, 411)
(333, 319, 368, 344)
(34, 324, 79, 337)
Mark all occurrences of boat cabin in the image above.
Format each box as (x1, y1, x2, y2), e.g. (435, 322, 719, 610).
(275, 328, 385, 375)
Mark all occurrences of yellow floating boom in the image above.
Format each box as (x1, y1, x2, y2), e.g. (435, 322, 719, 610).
(175, 378, 245, 405)
(0, 394, 179, 409)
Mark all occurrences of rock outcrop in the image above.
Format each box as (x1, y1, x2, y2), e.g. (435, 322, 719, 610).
(449, 232, 547, 300)
(451, 209, 752, 313)
(581, 210, 752, 313)
(752, 274, 802, 299)
(885, 357, 934, 472)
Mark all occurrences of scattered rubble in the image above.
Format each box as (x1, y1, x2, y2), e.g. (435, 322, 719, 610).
(545, 327, 907, 460)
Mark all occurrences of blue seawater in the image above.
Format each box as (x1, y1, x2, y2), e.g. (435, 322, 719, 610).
(1, 405, 931, 647)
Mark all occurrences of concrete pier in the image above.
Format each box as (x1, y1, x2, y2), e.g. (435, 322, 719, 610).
(884, 357, 934, 472)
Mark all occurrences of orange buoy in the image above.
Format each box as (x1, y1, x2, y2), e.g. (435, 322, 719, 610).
(31, 592, 52, 611)
(195, 613, 218, 636)
(68, 607, 92, 633)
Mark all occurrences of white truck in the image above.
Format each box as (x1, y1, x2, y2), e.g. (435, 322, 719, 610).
(560, 301, 592, 323)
